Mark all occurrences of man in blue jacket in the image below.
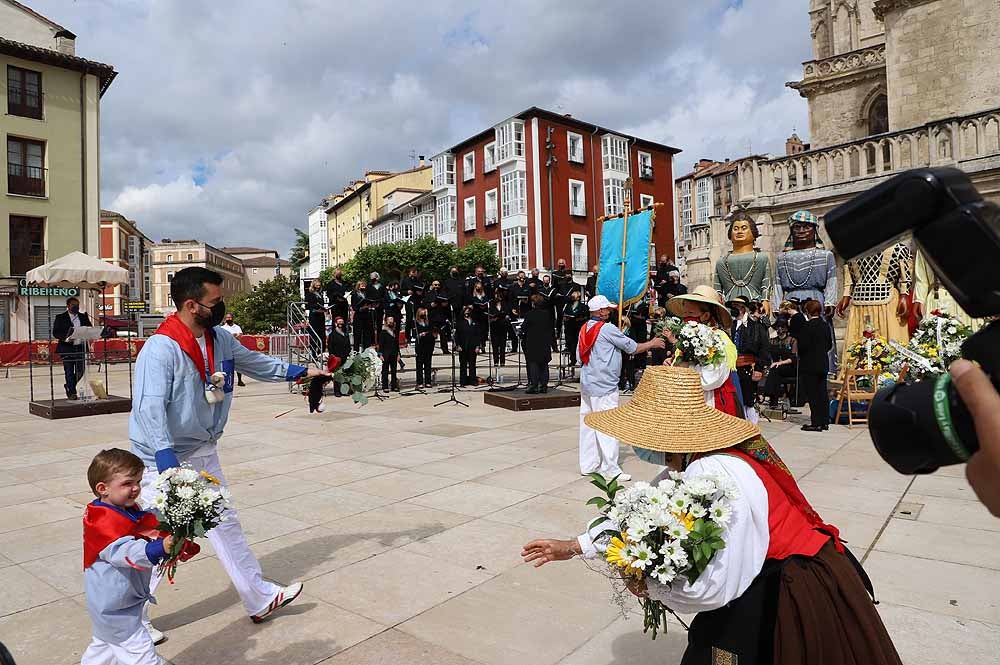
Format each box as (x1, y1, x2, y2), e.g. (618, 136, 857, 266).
(131, 267, 328, 642)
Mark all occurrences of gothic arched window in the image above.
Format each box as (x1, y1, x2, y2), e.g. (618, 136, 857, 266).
(868, 95, 889, 136)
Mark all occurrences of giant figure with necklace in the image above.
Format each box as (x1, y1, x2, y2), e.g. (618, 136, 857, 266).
(772, 210, 838, 372)
(714, 211, 773, 313)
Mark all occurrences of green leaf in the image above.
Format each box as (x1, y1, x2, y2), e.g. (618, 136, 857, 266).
(596, 527, 622, 541)
(588, 473, 609, 491)
(587, 516, 607, 531)
(586, 497, 608, 509)
(357, 394, 369, 405)
(193, 520, 206, 538)
(351, 375, 363, 386)
(700, 542, 714, 561)
(340, 383, 351, 394)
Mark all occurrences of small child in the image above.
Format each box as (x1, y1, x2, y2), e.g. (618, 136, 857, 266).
(82, 448, 172, 665)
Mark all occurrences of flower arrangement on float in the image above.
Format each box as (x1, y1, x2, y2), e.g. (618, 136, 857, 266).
(888, 309, 973, 382)
(844, 326, 898, 390)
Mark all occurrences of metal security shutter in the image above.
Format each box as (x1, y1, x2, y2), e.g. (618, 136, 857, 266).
(32, 305, 63, 341)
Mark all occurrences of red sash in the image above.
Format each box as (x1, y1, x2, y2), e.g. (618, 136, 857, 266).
(713, 375, 742, 418)
(155, 314, 214, 383)
(725, 447, 844, 557)
(83, 503, 162, 570)
(577, 321, 606, 365)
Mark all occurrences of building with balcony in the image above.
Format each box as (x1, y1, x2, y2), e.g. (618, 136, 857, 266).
(682, 0, 1000, 289)
(366, 187, 431, 248)
(324, 165, 431, 267)
(0, 0, 116, 340)
(305, 199, 331, 281)
(98, 209, 150, 316)
(149, 240, 246, 314)
(434, 107, 680, 279)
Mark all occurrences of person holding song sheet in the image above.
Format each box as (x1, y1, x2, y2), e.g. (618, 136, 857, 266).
(489, 289, 510, 367)
(414, 308, 435, 388)
(455, 305, 480, 386)
(425, 280, 452, 354)
(521, 294, 553, 393)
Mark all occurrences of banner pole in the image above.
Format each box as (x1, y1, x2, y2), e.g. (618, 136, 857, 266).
(618, 179, 633, 329)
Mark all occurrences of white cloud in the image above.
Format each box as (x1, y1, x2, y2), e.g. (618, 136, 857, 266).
(25, 0, 812, 253)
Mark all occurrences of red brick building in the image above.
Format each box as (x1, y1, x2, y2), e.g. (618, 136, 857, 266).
(432, 107, 680, 279)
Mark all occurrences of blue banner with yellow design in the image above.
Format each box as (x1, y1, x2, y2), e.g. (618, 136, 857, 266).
(597, 209, 652, 308)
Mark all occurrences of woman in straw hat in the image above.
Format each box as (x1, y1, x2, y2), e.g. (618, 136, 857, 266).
(664, 284, 746, 418)
(522, 366, 901, 665)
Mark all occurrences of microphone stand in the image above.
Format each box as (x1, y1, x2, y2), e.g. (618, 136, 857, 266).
(435, 308, 467, 407)
(367, 307, 388, 402)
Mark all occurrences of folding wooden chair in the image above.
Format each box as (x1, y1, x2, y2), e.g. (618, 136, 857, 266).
(834, 368, 880, 429)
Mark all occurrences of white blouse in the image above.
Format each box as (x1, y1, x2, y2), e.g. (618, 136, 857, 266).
(577, 454, 770, 614)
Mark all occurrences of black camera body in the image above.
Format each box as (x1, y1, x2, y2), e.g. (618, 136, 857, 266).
(824, 168, 1000, 474)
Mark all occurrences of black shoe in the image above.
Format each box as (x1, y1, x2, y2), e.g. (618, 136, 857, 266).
(820, 425, 830, 431)
(525, 387, 538, 394)
(540, 386, 548, 393)
(238, 381, 247, 387)
(65, 387, 75, 399)
(801, 425, 824, 432)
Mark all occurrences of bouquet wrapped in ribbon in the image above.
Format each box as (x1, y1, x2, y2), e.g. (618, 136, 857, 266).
(652, 317, 727, 367)
(888, 309, 973, 382)
(586, 471, 737, 639)
(150, 465, 230, 582)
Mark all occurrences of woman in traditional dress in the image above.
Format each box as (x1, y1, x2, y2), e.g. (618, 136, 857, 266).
(522, 366, 902, 665)
(664, 285, 743, 418)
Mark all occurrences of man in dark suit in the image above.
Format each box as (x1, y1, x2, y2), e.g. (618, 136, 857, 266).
(52, 296, 92, 399)
(796, 299, 833, 432)
(585, 264, 599, 300)
(454, 305, 480, 386)
(520, 294, 552, 393)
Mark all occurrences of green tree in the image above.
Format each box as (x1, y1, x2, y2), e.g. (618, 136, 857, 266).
(226, 273, 300, 334)
(288, 228, 309, 276)
(323, 237, 501, 287)
(455, 238, 501, 276)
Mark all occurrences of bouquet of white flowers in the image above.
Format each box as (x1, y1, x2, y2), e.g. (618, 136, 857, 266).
(652, 317, 727, 367)
(888, 310, 973, 382)
(587, 471, 737, 639)
(332, 348, 382, 405)
(150, 465, 231, 582)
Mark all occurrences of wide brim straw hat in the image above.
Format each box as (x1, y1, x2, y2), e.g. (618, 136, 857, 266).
(666, 284, 733, 329)
(584, 365, 760, 453)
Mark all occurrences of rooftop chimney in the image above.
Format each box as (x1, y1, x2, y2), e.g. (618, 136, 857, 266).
(418, 155, 425, 167)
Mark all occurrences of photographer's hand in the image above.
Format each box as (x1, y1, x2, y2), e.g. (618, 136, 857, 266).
(950, 359, 1000, 517)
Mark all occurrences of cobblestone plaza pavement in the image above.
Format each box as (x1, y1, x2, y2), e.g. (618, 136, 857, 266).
(0, 367, 997, 665)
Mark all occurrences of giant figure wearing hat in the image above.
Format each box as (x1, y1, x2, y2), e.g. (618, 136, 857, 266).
(714, 211, 772, 312)
(835, 242, 912, 350)
(772, 210, 838, 372)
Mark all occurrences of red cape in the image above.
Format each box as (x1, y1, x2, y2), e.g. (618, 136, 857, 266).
(155, 314, 214, 383)
(577, 321, 606, 365)
(83, 503, 162, 570)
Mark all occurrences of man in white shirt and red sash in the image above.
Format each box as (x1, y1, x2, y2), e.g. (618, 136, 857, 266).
(577, 295, 664, 482)
(130, 267, 329, 642)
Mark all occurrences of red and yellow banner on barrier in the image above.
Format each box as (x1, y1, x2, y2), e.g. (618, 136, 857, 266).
(0, 335, 271, 366)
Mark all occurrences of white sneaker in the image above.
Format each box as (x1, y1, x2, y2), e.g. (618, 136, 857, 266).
(251, 582, 304, 624)
(143, 621, 166, 645)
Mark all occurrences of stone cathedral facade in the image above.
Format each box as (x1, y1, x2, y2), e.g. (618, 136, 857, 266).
(682, 0, 1000, 290)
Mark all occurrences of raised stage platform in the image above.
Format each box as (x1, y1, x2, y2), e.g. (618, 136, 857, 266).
(29, 395, 132, 419)
(483, 388, 580, 411)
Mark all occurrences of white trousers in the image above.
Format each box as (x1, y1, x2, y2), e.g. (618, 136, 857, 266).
(579, 391, 623, 476)
(81, 626, 161, 665)
(140, 450, 280, 617)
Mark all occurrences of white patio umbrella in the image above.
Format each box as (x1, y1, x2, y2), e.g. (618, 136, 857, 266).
(26, 250, 128, 288)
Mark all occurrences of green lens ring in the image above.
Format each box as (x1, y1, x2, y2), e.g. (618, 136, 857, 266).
(933, 373, 973, 463)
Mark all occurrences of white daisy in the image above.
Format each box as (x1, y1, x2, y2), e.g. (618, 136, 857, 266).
(630, 542, 656, 570)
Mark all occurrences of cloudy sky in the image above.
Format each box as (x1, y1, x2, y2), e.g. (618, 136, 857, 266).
(30, 0, 811, 256)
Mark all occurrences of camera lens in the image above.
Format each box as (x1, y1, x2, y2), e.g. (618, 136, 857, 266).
(868, 375, 980, 474)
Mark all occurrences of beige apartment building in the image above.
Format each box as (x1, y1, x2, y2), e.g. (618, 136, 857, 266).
(149, 240, 246, 314)
(0, 0, 116, 340)
(221, 246, 293, 289)
(325, 165, 431, 266)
